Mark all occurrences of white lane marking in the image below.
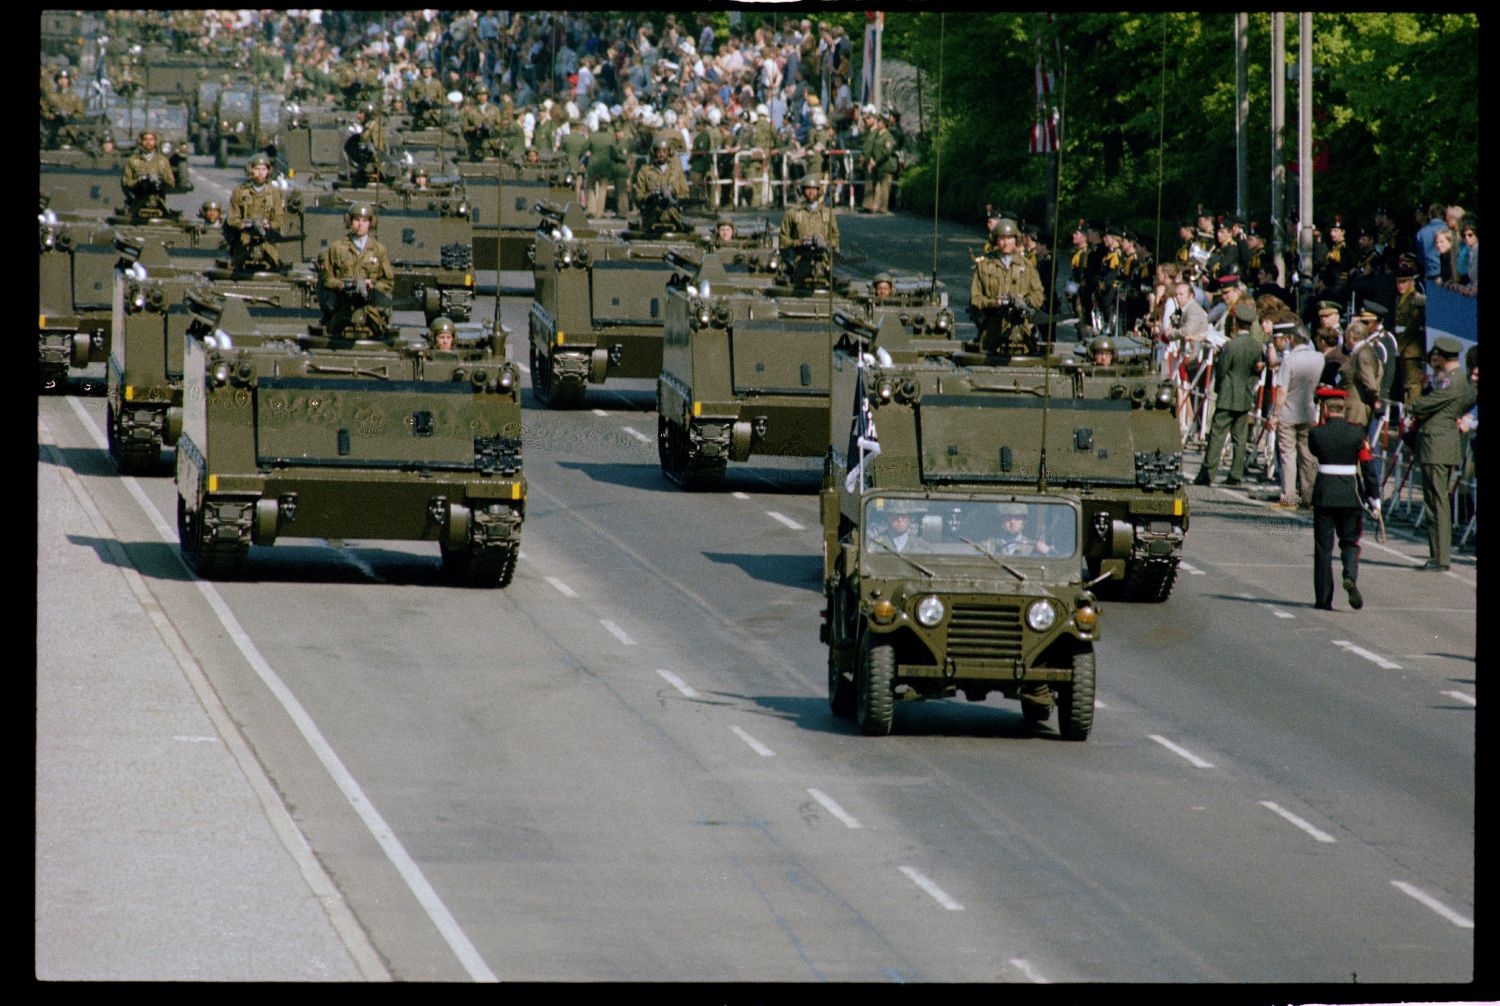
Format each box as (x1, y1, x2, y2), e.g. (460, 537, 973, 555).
(1148, 734, 1215, 769)
(1258, 800, 1337, 843)
(898, 866, 964, 910)
(1442, 690, 1476, 706)
(732, 491, 751, 500)
(1009, 958, 1050, 984)
(172, 735, 221, 743)
(1391, 881, 1474, 928)
(766, 511, 804, 530)
(1332, 640, 1402, 670)
(518, 550, 528, 561)
(513, 360, 530, 375)
(620, 425, 651, 443)
(807, 788, 862, 829)
(1272, 610, 1294, 619)
(1179, 560, 1206, 575)
(60, 401, 499, 981)
(656, 668, 700, 698)
(592, 408, 609, 417)
(730, 726, 775, 757)
(545, 576, 577, 597)
(600, 619, 635, 645)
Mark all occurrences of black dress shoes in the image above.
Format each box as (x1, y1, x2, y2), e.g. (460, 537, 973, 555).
(1343, 577, 1363, 609)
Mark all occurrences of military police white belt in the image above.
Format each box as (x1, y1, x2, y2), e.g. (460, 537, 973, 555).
(1318, 464, 1358, 475)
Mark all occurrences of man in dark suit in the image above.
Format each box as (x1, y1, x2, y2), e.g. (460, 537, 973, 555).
(1307, 388, 1369, 610)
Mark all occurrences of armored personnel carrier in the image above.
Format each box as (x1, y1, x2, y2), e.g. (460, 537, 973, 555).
(459, 158, 578, 272)
(820, 316, 1102, 738)
(173, 298, 525, 587)
(104, 240, 320, 472)
(656, 249, 950, 488)
(527, 201, 701, 408)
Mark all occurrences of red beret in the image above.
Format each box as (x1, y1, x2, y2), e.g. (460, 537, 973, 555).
(1315, 386, 1348, 399)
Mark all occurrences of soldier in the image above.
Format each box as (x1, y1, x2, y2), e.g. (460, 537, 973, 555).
(461, 86, 505, 161)
(990, 503, 1053, 557)
(860, 104, 899, 215)
(802, 108, 836, 184)
(1206, 217, 1243, 286)
(41, 68, 86, 148)
(197, 199, 225, 244)
(689, 109, 720, 203)
(743, 104, 778, 208)
(1097, 224, 1126, 328)
(584, 115, 621, 216)
(610, 119, 635, 216)
(1406, 336, 1475, 571)
(407, 62, 446, 130)
(872, 272, 895, 299)
(1317, 215, 1350, 302)
(121, 130, 177, 220)
(1391, 256, 1429, 407)
(1089, 335, 1117, 367)
(1195, 300, 1265, 486)
(226, 152, 284, 273)
(428, 315, 458, 353)
(344, 102, 385, 187)
(318, 203, 395, 338)
(633, 137, 690, 234)
(1307, 388, 1369, 611)
(496, 107, 527, 162)
(779, 173, 840, 287)
(969, 218, 1046, 356)
(870, 500, 922, 553)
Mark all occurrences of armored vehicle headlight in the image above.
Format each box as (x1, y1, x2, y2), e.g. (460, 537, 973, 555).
(471, 369, 489, 389)
(575, 247, 589, 265)
(498, 368, 515, 391)
(1155, 382, 1177, 409)
(211, 361, 232, 386)
(871, 599, 898, 625)
(1026, 599, 1057, 632)
(935, 312, 951, 331)
(696, 305, 710, 327)
(1074, 603, 1098, 632)
(877, 379, 893, 402)
(915, 595, 945, 627)
(559, 248, 573, 267)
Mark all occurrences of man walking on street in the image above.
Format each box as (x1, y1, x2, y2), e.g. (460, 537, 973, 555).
(1308, 389, 1369, 610)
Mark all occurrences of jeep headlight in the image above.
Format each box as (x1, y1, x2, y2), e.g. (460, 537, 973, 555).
(1026, 599, 1057, 632)
(915, 595, 945, 627)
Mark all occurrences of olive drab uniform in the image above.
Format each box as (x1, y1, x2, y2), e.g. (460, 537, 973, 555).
(584, 127, 623, 216)
(861, 121, 899, 214)
(632, 158, 689, 233)
(121, 148, 177, 218)
(407, 72, 447, 130)
(969, 251, 1046, 354)
(557, 125, 589, 171)
(611, 128, 636, 215)
(226, 179, 285, 272)
(745, 116, 778, 207)
(1393, 288, 1428, 407)
(803, 123, 837, 181)
(1407, 362, 1475, 568)
(41, 79, 86, 148)
(496, 115, 526, 161)
(461, 99, 505, 160)
(689, 125, 717, 201)
(345, 115, 385, 187)
(319, 232, 396, 337)
(336, 61, 380, 110)
(779, 199, 840, 287)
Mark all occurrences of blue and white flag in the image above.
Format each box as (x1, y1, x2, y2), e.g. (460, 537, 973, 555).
(845, 354, 881, 493)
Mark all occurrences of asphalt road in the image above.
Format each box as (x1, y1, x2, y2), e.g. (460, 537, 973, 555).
(36, 155, 1478, 989)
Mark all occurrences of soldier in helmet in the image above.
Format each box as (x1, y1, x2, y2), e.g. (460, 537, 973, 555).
(408, 61, 446, 130)
(1090, 335, 1117, 367)
(197, 199, 225, 242)
(779, 173, 840, 288)
(428, 315, 458, 352)
(41, 67, 85, 148)
(318, 202, 395, 338)
(970, 218, 1045, 355)
(872, 272, 895, 299)
(121, 129, 177, 220)
(632, 136, 690, 233)
(344, 101, 386, 187)
(227, 152, 284, 272)
(461, 85, 504, 161)
(989, 501, 1053, 557)
(870, 499, 925, 553)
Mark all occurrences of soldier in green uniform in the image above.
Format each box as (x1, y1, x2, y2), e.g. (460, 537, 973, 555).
(969, 219, 1046, 355)
(41, 68, 86, 148)
(779, 173, 839, 288)
(1406, 336, 1475, 570)
(632, 137, 689, 234)
(121, 130, 177, 220)
(318, 203, 396, 338)
(803, 108, 836, 185)
(461, 86, 505, 161)
(344, 102, 385, 187)
(745, 105, 778, 208)
(610, 120, 636, 216)
(1195, 300, 1266, 485)
(533, 102, 562, 155)
(197, 199, 226, 246)
(407, 62, 447, 130)
(1391, 256, 1428, 408)
(689, 111, 719, 203)
(227, 152, 285, 273)
(859, 105, 899, 214)
(584, 118, 621, 216)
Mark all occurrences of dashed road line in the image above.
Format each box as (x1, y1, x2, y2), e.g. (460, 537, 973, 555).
(1179, 560, 1206, 576)
(766, 511, 804, 530)
(619, 425, 651, 444)
(545, 576, 577, 598)
(807, 788, 862, 829)
(732, 491, 751, 500)
(656, 669, 700, 698)
(1009, 958, 1050, 984)
(729, 726, 775, 757)
(1442, 690, 1476, 706)
(1391, 881, 1473, 928)
(1332, 639, 1402, 670)
(1259, 800, 1337, 843)
(600, 619, 635, 645)
(591, 408, 609, 417)
(1148, 734, 1215, 769)
(898, 866, 964, 910)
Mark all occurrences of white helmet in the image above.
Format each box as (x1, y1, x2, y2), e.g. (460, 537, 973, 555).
(748, 109, 759, 123)
(812, 110, 827, 127)
(862, 103, 879, 116)
(663, 108, 677, 126)
(594, 106, 610, 124)
(755, 103, 769, 118)
(707, 106, 722, 126)
(565, 100, 579, 121)
(585, 111, 599, 132)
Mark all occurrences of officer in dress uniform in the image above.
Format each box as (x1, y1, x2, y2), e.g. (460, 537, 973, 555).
(1307, 388, 1369, 610)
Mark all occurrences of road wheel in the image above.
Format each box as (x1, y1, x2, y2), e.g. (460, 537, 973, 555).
(1057, 649, 1096, 741)
(856, 639, 896, 736)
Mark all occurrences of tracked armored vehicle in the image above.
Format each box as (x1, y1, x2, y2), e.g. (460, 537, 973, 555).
(459, 158, 577, 272)
(820, 315, 1102, 738)
(173, 304, 525, 587)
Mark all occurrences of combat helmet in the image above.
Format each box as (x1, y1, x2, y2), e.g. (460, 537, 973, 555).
(346, 201, 376, 222)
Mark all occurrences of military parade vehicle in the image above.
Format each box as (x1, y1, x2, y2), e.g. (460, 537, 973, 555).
(104, 100, 195, 194)
(820, 314, 1102, 737)
(655, 246, 949, 488)
(527, 200, 698, 407)
(207, 81, 283, 168)
(459, 158, 578, 272)
(105, 239, 319, 472)
(173, 289, 526, 587)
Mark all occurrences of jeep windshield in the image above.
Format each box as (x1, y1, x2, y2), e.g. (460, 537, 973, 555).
(862, 496, 1078, 559)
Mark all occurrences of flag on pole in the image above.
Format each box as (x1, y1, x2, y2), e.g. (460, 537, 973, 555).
(845, 353, 881, 493)
(1029, 50, 1059, 154)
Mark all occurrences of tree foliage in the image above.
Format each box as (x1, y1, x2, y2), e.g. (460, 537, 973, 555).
(886, 12, 1478, 244)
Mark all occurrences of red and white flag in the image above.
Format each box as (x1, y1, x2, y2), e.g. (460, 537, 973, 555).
(1029, 51, 1059, 154)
